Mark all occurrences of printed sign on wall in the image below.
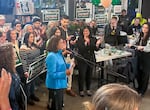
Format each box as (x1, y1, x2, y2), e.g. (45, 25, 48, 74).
(42, 9, 60, 22)
(76, 8, 90, 19)
(16, 0, 34, 15)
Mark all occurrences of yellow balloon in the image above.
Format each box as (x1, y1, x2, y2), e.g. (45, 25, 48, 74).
(101, 0, 112, 8)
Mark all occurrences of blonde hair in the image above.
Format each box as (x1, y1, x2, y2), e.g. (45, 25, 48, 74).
(48, 21, 56, 27)
(23, 24, 33, 33)
(84, 83, 141, 110)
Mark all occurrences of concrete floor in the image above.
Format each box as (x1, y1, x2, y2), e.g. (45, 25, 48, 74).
(28, 76, 150, 110)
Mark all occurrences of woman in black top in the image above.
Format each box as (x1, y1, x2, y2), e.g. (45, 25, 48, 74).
(129, 23, 150, 96)
(135, 23, 150, 96)
(20, 32, 40, 105)
(76, 26, 102, 97)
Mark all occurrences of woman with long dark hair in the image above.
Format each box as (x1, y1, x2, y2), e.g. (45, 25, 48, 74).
(128, 23, 150, 96)
(20, 32, 40, 105)
(0, 43, 24, 110)
(135, 23, 150, 96)
(76, 26, 102, 97)
(7, 29, 27, 84)
(20, 32, 38, 50)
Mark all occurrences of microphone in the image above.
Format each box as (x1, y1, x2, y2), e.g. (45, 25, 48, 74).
(66, 48, 72, 52)
(66, 48, 77, 55)
(66, 48, 98, 67)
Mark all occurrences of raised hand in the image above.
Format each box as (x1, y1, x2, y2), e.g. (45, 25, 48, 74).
(0, 68, 12, 110)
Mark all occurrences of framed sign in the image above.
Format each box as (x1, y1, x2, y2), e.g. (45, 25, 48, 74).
(95, 14, 107, 25)
(26, 54, 47, 84)
(19, 50, 46, 84)
(114, 5, 122, 15)
(42, 9, 60, 22)
(76, 8, 90, 19)
(94, 6, 106, 26)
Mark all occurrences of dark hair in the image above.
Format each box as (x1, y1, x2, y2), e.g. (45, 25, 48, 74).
(141, 23, 150, 41)
(23, 32, 37, 48)
(46, 35, 62, 52)
(32, 16, 41, 23)
(111, 16, 118, 20)
(7, 29, 16, 42)
(61, 15, 69, 20)
(49, 26, 61, 38)
(80, 26, 92, 38)
(0, 43, 16, 73)
(13, 21, 22, 28)
(134, 17, 140, 21)
(121, 9, 126, 13)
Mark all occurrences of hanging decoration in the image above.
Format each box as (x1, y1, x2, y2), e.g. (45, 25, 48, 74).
(101, 0, 112, 8)
(112, 0, 121, 5)
(92, 0, 100, 6)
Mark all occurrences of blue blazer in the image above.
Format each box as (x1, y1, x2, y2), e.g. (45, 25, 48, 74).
(45, 50, 69, 89)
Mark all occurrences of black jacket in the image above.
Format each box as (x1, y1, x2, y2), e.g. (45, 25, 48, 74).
(127, 24, 141, 35)
(118, 15, 130, 32)
(104, 24, 121, 46)
(76, 36, 99, 63)
(136, 35, 150, 73)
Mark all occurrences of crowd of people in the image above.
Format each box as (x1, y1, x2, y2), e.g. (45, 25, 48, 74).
(0, 9, 150, 110)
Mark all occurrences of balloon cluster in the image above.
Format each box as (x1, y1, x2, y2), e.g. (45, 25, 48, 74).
(101, 0, 112, 8)
(92, 0, 121, 8)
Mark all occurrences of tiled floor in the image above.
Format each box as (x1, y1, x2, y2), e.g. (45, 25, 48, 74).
(140, 89, 150, 110)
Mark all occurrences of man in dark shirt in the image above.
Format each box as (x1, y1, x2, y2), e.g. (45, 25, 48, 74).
(104, 16, 121, 46)
(127, 18, 141, 35)
(89, 20, 98, 35)
(118, 9, 130, 32)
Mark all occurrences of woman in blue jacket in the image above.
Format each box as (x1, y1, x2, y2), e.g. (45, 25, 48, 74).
(45, 35, 70, 110)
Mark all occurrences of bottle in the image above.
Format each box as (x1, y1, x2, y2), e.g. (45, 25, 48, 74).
(66, 54, 71, 63)
(132, 28, 136, 37)
(111, 26, 116, 36)
(75, 32, 79, 40)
